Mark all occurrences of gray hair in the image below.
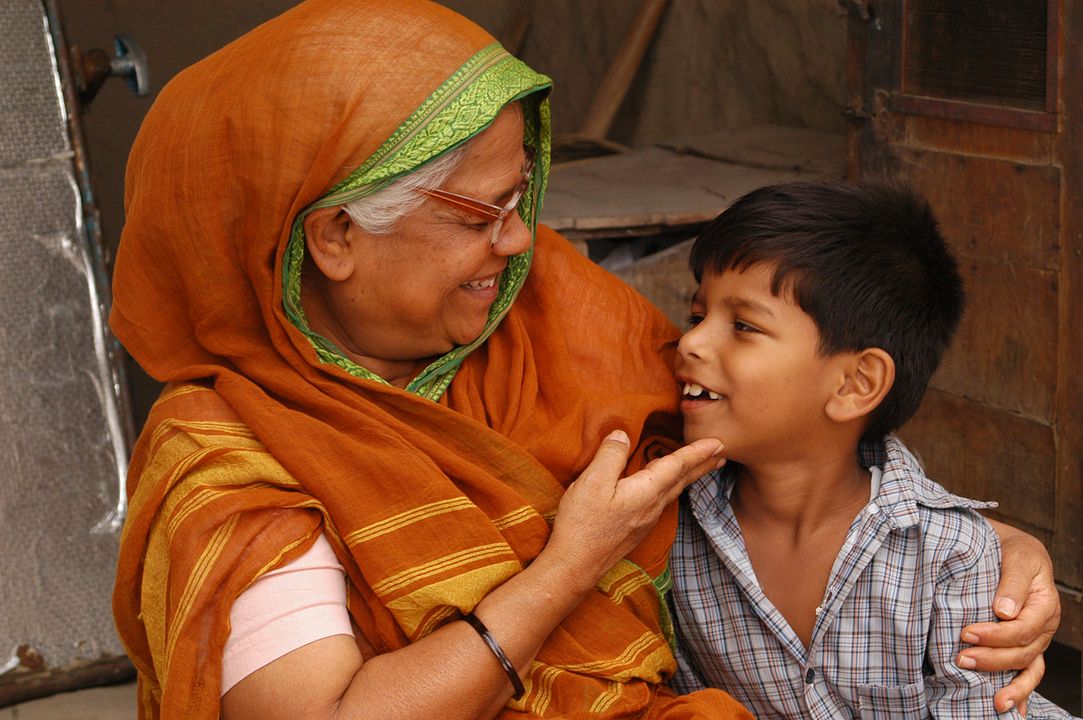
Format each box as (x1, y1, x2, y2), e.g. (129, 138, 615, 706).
(342, 143, 469, 235)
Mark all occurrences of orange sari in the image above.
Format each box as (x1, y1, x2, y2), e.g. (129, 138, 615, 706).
(110, 1, 750, 717)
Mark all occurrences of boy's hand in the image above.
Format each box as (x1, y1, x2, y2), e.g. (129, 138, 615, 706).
(956, 519, 1059, 713)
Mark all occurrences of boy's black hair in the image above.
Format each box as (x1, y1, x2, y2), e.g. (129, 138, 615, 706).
(689, 178, 965, 440)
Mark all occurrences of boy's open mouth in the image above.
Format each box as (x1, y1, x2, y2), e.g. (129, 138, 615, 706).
(682, 382, 723, 401)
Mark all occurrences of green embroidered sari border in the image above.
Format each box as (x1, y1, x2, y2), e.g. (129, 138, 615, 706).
(653, 565, 677, 649)
(282, 44, 552, 401)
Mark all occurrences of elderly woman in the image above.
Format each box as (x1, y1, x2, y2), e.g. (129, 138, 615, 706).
(110, 2, 1059, 719)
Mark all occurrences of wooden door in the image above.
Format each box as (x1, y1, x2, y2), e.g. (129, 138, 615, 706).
(845, 0, 1082, 654)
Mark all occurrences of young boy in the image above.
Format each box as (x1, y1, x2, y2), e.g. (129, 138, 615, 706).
(667, 180, 1074, 719)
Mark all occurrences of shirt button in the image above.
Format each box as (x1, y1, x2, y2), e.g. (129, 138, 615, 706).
(814, 605, 823, 616)
(866, 502, 879, 515)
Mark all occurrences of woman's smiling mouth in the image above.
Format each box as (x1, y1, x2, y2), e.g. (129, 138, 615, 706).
(461, 275, 498, 290)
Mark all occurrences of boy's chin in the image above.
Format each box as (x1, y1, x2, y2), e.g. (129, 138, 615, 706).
(683, 424, 722, 445)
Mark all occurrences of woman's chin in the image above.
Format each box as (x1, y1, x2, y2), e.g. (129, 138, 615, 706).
(446, 312, 493, 348)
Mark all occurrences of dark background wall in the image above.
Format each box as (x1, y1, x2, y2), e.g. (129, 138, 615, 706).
(56, 0, 848, 427)
(58, 0, 847, 260)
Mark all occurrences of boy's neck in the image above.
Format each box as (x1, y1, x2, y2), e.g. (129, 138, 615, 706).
(728, 441, 875, 649)
(730, 446, 872, 541)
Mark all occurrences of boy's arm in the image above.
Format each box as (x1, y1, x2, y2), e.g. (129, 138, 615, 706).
(925, 517, 1026, 718)
(959, 518, 1061, 712)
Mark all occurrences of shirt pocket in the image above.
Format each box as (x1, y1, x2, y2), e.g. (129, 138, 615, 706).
(856, 681, 928, 719)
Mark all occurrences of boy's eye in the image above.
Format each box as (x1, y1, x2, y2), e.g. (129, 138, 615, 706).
(734, 319, 759, 333)
(685, 313, 704, 328)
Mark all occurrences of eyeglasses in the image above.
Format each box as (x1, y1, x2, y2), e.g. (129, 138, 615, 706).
(415, 148, 536, 247)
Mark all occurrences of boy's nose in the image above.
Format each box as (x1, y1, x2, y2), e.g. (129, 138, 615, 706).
(677, 325, 707, 361)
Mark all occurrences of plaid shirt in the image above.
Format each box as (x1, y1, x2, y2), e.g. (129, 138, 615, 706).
(669, 435, 1074, 719)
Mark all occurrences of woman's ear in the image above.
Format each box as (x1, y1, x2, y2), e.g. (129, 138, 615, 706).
(825, 348, 895, 424)
(303, 207, 356, 282)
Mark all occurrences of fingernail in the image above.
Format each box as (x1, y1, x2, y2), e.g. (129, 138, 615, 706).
(961, 632, 979, 644)
(606, 429, 629, 444)
(995, 598, 1016, 617)
(1002, 699, 1015, 711)
(714, 456, 727, 470)
(957, 654, 976, 669)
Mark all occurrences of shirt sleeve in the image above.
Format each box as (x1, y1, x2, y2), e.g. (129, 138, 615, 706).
(924, 512, 1025, 719)
(221, 533, 354, 696)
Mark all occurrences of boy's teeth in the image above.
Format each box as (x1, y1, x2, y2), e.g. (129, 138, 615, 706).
(682, 383, 721, 400)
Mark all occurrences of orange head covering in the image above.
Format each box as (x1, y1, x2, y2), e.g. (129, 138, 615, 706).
(110, 1, 749, 718)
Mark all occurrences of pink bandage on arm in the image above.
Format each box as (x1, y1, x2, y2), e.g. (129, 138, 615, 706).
(221, 533, 354, 695)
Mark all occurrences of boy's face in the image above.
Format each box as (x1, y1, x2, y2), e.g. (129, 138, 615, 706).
(676, 264, 846, 463)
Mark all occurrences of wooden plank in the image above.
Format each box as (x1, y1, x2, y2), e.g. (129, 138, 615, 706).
(1051, 0, 1083, 597)
(898, 389, 1056, 535)
(931, 259, 1058, 422)
(1058, 585, 1083, 658)
(612, 238, 694, 327)
(658, 125, 846, 175)
(0, 655, 133, 709)
(541, 140, 842, 238)
(894, 148, 1061, 271)
(901, 114, 1055, 164)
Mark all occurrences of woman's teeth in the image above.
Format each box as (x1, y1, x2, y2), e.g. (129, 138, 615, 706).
(461, 276, 497, 290)
(683, 383, 721, 400)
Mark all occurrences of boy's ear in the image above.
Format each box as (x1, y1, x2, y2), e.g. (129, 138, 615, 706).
(825, 348, 895, 424)
(303, 207, 357, 282)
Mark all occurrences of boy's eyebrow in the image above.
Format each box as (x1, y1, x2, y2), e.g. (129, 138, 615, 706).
(725, 296, 776, 317)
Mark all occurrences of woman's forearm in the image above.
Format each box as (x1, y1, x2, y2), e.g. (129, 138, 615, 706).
(223, 435, 725, 720)
(340, 552, 597, 719)
(221, 552, 596, 720)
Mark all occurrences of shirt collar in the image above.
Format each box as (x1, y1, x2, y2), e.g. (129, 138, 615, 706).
(687, 435, 997, 533)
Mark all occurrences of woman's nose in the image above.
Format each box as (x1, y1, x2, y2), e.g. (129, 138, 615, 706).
(492, 211, 531, 256)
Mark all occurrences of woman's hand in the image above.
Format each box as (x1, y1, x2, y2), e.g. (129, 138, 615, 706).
(223, 431, 725, 720)
(957, 519, 1061, 713)
(543, 430, 725, 595)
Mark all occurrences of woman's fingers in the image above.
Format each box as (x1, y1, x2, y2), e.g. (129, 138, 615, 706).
(961, 597, 1058, 654)
(575, 429, 633, 487)
(955, 518, 1059, 712)
(636, 438, 725, 501)
(984, 519, 1060, 626)
(958, 570, 1059, 673)
(957, 573, 1058, 714)
(548, 434, 724, 584)
(991, 652, 1044, 714)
